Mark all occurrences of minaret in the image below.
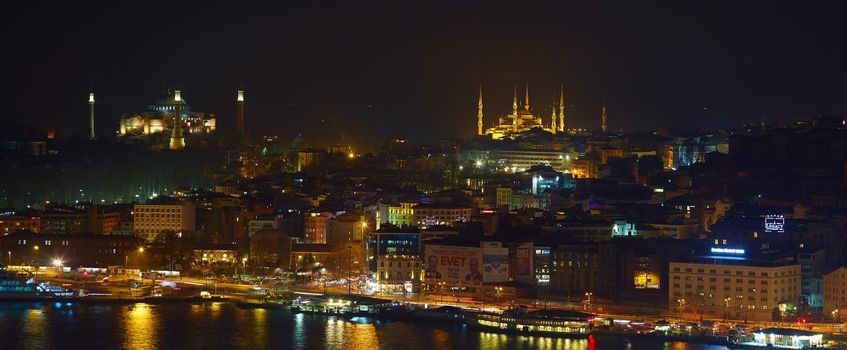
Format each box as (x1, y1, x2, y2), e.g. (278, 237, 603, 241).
(169, 90, 186, 150)
(601, 94, 608, 133)
(512, 84, 518, 116)
(558, 85, 565, 132)
(524, 84, 530, 111)
(550, 96, 557, 133)
(88, 83, 96, 140)
(477, 85, 484, 136)
(237, 89, 245, 140)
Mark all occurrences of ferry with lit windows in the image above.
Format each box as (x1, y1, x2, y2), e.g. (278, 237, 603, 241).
(467, 309, 593, 337)
(0, 265, 75, 299)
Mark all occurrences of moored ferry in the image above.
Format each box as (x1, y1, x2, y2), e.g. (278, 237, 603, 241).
(0, 264, 75, 299)
(468, 309, 592, 337)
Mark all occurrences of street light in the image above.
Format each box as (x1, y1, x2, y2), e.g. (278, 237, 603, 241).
(32, 246, 40, 281)
(438, 281, 446, 304)
(52, 258, 63, 268)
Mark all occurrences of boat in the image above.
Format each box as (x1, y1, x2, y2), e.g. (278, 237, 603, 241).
(0, 265, 75, 299)
(467, 308, 592, 337)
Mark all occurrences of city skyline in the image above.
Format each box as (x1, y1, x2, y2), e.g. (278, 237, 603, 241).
(3, 2, 847, 143)
(3, 2, 847, 349)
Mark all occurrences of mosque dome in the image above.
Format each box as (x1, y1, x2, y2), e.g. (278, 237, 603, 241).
(147, 91, 190, 113)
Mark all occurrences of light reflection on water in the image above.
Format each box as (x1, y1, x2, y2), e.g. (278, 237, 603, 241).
(124, 303, 158, 350)
(0, 303, 729, 350)
(252, 308, 268, 349)
(477, 331, 590, 350)
(23, 308, 47, 349)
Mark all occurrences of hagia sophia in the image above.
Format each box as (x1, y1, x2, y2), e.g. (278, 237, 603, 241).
(118, 90, 216, 146)
(87, 87, 247, 150)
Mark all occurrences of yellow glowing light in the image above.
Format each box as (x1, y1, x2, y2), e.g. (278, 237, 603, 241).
(237, 90, 244, 102)
(138, 247, 144, 253)
(174, 90, 182, 102)
(348, 153, 355, 159)
(52, 258, 63, 267)
(88, 93, 95, 103)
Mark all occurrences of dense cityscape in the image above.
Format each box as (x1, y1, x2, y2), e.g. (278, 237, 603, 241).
(3, 2, 847, 350)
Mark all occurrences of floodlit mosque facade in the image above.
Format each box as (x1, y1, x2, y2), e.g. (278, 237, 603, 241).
(478, 84, 569, 139)
(118, 90, 216, 137)
(477, 84, 607, 139)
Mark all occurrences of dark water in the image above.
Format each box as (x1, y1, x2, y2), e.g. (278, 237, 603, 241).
(0, 302, 729, 349)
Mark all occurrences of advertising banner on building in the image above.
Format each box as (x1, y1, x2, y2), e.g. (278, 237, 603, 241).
(482, 242, 509, 283)
(424, 244, 482, 287)
(515, 242, 534, 277)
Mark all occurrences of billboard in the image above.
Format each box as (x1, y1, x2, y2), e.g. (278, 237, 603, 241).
(482, 242, 509, 283)
(424, 244, 482, 287)
(515, 242, 534, 277)
(764, 215, 785, 233)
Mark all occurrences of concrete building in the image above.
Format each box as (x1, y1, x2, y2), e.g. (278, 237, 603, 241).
(248, 217, 276, 237)
(412, 204, 472, 228)
(550, 238, 691, 298)
(541, 220, 614, 242)
(0, 230, 144, 267)
(387, 201, 416, 227)
(326, 213, 367, 245)
(460, 149, 572, 173)
(133, 202, 196, 242)
(669, 240, 801, 321)
(368, 227, 422, 293)
(495, 187, 512, 209)
(0, 210, 41, 234)
(297, 149, 324, 171)
(823, 266, 847, 314)
(304, 212, 330, 244)
(798, 248, 826, 310)
(39, 207, 85, 234)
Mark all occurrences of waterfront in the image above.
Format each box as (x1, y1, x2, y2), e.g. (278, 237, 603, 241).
(0, 302, 730, 350)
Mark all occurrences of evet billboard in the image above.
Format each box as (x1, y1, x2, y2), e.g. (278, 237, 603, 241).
(424, 244, 482, 287)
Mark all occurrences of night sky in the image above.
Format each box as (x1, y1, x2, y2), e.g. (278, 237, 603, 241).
(3, 1, 847, 144)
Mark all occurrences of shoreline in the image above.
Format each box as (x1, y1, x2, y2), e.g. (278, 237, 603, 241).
(2, 298, 838, 349)
(235, 301, 740, 349)
(0, 296, 229, 304)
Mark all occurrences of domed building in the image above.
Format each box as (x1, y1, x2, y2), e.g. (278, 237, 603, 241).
(478, 84, 567, 139)
(118, 90, 216, 138)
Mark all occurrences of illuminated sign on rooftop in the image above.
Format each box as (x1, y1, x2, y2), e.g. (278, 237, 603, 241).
(764, 215, 785, 233)
(711, 247, 745, 255)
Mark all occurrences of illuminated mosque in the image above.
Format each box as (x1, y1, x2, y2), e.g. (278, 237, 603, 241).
(477, 84, 566, 139)
(477, 84, 607, 139)
(118, 90, 216, 142)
